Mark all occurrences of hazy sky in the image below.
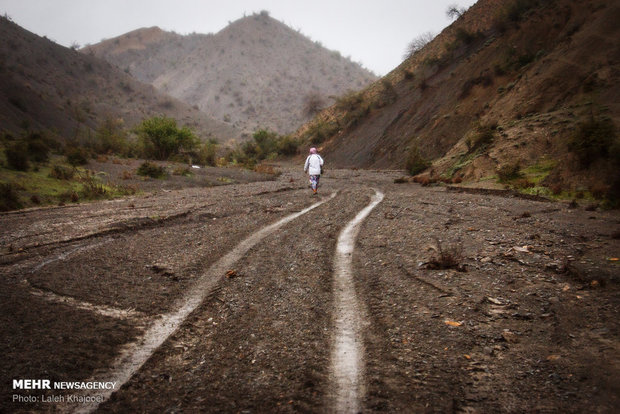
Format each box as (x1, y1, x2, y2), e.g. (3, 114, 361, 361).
(0, 0, 477, 75)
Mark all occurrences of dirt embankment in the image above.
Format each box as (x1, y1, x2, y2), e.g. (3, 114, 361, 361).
(1, 168, 618, 413)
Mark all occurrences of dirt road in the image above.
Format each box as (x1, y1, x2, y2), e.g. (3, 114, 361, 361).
(1, 168, 619, 413)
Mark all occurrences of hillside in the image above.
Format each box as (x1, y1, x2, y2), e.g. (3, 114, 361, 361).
(84, 12, 377, 135)
(296, 0, 619, 200)
(0, 16, 238, 144)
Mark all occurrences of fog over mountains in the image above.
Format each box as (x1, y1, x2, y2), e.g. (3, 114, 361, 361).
(85, 11, 377, 136)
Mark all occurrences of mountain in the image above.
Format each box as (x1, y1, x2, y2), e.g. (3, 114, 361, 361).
(0, 16, 238, 144)
(84, 11, 377, 135)
(295, 0, 619, 198)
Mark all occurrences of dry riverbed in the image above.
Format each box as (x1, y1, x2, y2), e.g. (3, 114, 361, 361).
(1, 167, 618, 413)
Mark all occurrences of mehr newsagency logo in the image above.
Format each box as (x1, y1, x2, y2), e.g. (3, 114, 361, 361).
(12, 379, 116, 404)
(13, 379, 116, 390)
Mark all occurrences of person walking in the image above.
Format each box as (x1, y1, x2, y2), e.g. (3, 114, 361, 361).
(304, 147, 324, 195)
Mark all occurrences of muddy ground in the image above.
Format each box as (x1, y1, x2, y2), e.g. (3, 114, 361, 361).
(1, 166, 618, 413)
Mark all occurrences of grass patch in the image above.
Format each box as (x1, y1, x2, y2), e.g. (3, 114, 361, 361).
(0, 162, 137, 211)
(497, 159, 571, 198)
(444, 122, 499, 179)
(445, 151, 480, 178)
(521, 158, 556, 184)
(216, 176, 234, 184)
(517, 185, 554, 198)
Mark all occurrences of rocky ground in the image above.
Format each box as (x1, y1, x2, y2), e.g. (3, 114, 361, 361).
(1, 166, 618, 413)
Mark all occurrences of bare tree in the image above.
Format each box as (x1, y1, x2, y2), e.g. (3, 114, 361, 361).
(446, 4, 467, 20)
(404, 31, 436, 59)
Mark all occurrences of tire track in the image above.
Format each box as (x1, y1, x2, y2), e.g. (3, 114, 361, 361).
(67, 192, 338, 414)
(330, 188, 384, 413)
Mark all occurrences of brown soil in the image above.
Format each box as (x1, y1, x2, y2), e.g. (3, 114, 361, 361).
(1, 167, 618, 413)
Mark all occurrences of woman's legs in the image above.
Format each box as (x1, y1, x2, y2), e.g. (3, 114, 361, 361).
(309, 175, 320, 193)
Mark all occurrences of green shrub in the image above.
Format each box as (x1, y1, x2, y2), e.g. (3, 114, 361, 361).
(493, 63, 507, 76)
(0, 182, 22, 211)
(497, 162, 523, 182)
(136, 116, 198, 160)
(79, 179, 109, 199)
(49, 165, 75, 180)
(516, 52, 535, 68)
(423, 56, 442, 67)
(26, 134, 51, 163)
(466, 122, 496, 153)
(335, 90, 364, 112)
(227, 131, 300, 168)
(277, 136, 299, 156)
(306, 119, 338, 145)
(504, 0, 538, 23)
(335, 89, 372, 129)
(454, 28, 478, 45)
(189, 140, 218, 166)
(494, 0, 539, 33)
(252, 129, 279, 160)
(343, 102, 371, 129)
(96, 117, 128, 155)
(303, 92, 326, 117)
(568, 117, 616, 168)
(460, 74, 493, 99)
(376, 79, 398, 108)
(405, 144, 431, 175)
(232, 129, 284, 167)
(5, 142, 29, 171)
(65, 146, 89, 166)
(137, 161, 167, 178)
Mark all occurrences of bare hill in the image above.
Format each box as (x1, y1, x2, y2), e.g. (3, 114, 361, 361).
(296, 0, 619, 198)
(0, 16, 238, 143)
(84, 11, 377, 135)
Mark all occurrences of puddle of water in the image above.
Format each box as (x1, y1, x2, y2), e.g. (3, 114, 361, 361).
(67, 192, 337, 414)
(331, 189, 384, 413)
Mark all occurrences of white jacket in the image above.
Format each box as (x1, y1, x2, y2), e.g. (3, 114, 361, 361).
(304, 154, 324, 175)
